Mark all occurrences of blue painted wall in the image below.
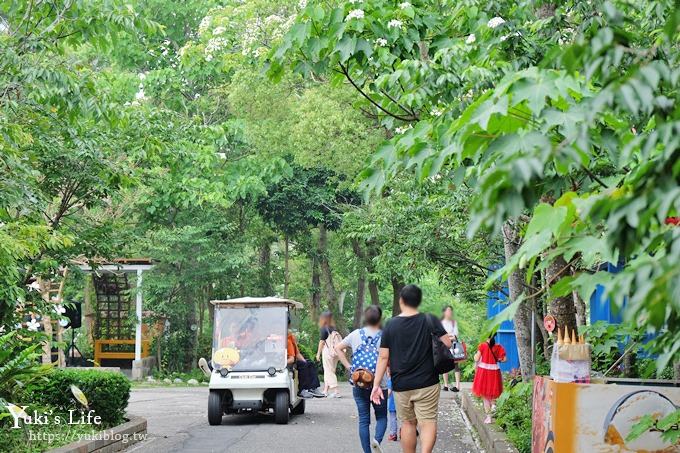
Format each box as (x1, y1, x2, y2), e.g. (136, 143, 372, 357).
(589, 262, 625, 324)
(590, 261, 656, 358)
(486, 288, 520, 373)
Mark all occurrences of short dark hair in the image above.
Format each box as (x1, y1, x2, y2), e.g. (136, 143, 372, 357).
(400, 284, 422, 308)
(363, 305, 382, 326)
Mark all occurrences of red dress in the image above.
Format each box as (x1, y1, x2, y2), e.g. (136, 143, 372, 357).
(472, 342, 506, 400)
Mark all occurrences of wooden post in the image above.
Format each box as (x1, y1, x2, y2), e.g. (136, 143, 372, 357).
(39, 277, 53, 365)
(55, 269, 68, 368)
(135, 269, 143, 361)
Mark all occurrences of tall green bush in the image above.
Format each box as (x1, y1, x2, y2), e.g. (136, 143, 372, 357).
(495, 382, 532, 453)
(0, 331, 52, 403)
(26, 369, 131, 427)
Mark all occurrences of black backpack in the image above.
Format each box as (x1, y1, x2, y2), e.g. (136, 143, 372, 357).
(425, 314, 457, 375)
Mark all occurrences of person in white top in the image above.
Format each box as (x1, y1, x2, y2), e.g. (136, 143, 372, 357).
(440, 305, 461, 392)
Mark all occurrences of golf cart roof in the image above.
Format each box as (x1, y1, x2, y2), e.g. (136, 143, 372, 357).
(210, 297, 303, 309)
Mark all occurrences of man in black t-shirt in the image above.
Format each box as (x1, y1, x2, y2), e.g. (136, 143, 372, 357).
(370, 285, 451, 453)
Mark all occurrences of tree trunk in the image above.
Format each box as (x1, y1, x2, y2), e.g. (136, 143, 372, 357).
(572, 290, 587, 326)
(391, 277, 404, 316)
(284, 235, 290, 298)
(258, 242, 273, 295)
(318, 225, 347, 332)
(368, 281, 380, 306)
(351, 240, 367, 328)
(502, 221, 534, 380)
(365, 245, 380, 306)
(318, 225, 338, 306)
(186, 291, 198, 370)
(311, 255, 321, 323)
(673, 361, 680, 380)
(354, 277, 366, 329)
(546, 255, 578, 336)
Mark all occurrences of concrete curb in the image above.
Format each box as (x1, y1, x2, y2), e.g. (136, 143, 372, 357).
(459, 391, 519, 453)
(46, 415, 147, 453)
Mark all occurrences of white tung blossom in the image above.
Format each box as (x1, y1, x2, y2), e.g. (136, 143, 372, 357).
(349, 0, 362, 4)
(54, 304, 66, 315)
(205, 37, 228, 55)
(27, 317, 40, 332)
(501, 31, 522, 42)
(298, 0, 307, 8)
(430, 107, 444, 117)
(346, 9, 365, 21)
(375, 38, 388, 47)
(387, 19, 403, 28)
(399, 2, 412, 8)
(199, 16, 212, 34)
(212, 26, 226, 35)
(466, 34, 476, 44)
(138, 72, 146, 80)
(395, 124, 412, 134)
(487, 16, 506, 29)
(27, 281, 41, 292)
(135, 89, 146, 101)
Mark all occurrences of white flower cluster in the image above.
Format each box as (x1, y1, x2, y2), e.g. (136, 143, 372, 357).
(265, 14, 284, 26)
(388, 19, 403, 28)
(399, 2, 412, 8)
(500, 31, 521, 42)
(26, 317, 40, 332)
(205, 37, 228, 61)
(430, 107, 444, 117)
(346, 9, 365, 21)
(213, 26, 226, 35)
(199, 16, 212, 34)
(349, 0, 362, 4)
(375, 37, 388, 47)
(487, 16, 505, 29)
(241, 17, 262, 54)
(299, 0, 307, 8)
(466, 34, 476, 44)
(394, 124, 412, 134)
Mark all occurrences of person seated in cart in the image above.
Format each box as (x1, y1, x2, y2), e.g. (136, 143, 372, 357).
(287, 315, 325, 398)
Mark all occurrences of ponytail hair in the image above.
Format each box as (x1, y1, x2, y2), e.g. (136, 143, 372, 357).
(488, 333, 496, 349)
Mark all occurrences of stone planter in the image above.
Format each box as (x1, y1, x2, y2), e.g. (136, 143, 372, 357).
(46, 415, 147, 453)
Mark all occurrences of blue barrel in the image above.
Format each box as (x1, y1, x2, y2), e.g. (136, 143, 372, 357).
(486, 288, 520, 373)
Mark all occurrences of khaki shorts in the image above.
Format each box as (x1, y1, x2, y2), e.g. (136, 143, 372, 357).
(394, 383, 440, 422)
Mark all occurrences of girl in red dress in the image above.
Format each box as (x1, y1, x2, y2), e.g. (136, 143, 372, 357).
(472, 334, 506, 424)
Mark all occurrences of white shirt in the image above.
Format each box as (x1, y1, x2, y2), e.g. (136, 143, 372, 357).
(340, 326, 382, 352)
(339, 326, 387, 388)
(441, 319, 459, 338)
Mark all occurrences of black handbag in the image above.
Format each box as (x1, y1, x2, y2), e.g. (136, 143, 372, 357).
(425, 314, 457, 375)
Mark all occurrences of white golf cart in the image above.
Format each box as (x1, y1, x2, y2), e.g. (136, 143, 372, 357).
(200, 297, 305, 425)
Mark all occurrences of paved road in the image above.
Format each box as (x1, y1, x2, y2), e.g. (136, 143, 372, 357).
(124, 384, 479, 453)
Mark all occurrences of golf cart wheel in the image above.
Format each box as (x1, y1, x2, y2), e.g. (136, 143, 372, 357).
(274, 391, 290, 424)
(208, 390, 223, 426)
(291, 398, 305, 415)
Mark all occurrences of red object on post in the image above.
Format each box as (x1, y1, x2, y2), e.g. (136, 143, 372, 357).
(665, 217, 680, 226)
(544, 314, 556, 333)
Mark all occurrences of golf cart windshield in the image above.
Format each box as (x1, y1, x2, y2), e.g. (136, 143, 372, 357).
(212, 306, 287, 372)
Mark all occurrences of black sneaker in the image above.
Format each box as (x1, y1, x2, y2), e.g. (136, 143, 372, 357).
(442, 386, 449, 391)
(452, 387, 459, 393)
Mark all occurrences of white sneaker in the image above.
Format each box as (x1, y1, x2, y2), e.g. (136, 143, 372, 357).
(330, 393, 341, 398)
(371, 438, 384, 453)
(299, 389, 315, 399)
(310, 388, 326, 398)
